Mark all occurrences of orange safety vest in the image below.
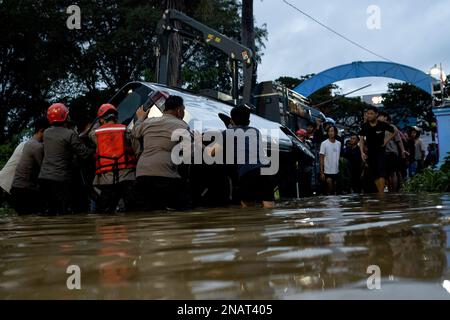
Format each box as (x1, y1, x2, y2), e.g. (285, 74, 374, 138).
(95, 124, 136, 177)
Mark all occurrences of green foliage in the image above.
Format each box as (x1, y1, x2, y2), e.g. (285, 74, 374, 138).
(275, 76, 302, 89)
(440, 153, 450, 173)
(401, 169, 450, 193)
(0, 0, 267, 143)
(402, 153, 450, 192)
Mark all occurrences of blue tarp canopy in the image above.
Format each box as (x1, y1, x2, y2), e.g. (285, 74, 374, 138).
(293, 61, 436, 97)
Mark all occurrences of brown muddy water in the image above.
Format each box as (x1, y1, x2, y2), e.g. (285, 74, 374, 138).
(0, 193, 450, 299)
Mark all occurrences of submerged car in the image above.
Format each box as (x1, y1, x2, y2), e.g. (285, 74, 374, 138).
(109, 82, 314, 203)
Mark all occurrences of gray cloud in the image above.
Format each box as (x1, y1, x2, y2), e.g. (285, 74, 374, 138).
(254, 0, 450, 96)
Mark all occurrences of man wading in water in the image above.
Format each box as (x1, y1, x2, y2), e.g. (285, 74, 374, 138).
(359, 106, 395, 194)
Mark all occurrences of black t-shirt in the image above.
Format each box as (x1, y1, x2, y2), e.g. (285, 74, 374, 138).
(359, 121, 394, 155)
(344, 146, 362, 171)
(222, 126, 266, 177)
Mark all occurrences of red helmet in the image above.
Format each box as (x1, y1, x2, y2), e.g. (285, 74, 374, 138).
(296, 129, 307, 136)
(97, 103, 117, 118)
(47, 103, 69, 124)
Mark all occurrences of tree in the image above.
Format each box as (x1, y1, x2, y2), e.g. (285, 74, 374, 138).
(0, 0, 268, 146)
(382, 82, 434, 130)
(274, 76, 301, 89)
(0, 0, 78, 144)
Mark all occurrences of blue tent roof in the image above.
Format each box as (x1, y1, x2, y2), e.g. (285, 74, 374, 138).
(293, 61, 436, 97)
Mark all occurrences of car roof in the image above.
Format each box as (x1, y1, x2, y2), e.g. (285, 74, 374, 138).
(140, 82, 293, 148)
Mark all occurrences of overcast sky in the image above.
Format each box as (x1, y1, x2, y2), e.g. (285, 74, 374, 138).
(254, 0, 450, 96)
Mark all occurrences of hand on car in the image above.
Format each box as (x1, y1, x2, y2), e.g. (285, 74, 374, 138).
(136, 105, 149, 120)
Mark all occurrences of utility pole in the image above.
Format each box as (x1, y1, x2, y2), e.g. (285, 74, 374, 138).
(166, 0, 184, 87)
(241, 0, 256, 104)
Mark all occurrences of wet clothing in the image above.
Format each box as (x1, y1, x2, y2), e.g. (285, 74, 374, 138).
(222, 126, 267, 178)
(94, 124, 137, 176)
(39, 179, 73, 215)
(238, 168, 275, 202)
(385, 129, 401, 156)
(325, 174, 338, 182)
(10, 187, 44, 215)
(344, 146, 362, 193)
(425, 149, 438, 167)
(297, 140, 314, 197)
(131, 114, 190, 211)
(319, 139, 341, 174)
(408, 138, 425, 176)
(90, 125, 137, 186)
(12, 137, 43, 190)
(10, 137, 45, 215)
(359, 121, 394, 157)
(135, 176, 191, 211)
(359, 121, 394, 181)
(368, 152, 387, 179)
(39, 125, 94, 215)
(386, 152, 399, 175)
(414, 138, 425, 161)
(90, 124, 138, 213)
(0, 141, 25, 193)
(385, 128, 402, 176)
(39, 126, 93, 182)
(220, 125, 273, 203)
(132, 114, 189, 179)
(95, 181, 136, 213)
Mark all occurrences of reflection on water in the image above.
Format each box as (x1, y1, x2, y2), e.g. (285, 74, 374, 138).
(0, 193, 449, 299)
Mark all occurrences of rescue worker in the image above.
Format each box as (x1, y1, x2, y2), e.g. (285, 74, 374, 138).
(132, 95, 192, 211)
(207, 105, 275, 208)
(39, 103, 94, 215)
(90, 103, 138, 213)
(0, 141, 26, 196)
(10, 117, 49, 214)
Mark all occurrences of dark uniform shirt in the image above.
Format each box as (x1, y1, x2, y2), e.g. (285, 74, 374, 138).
(39, 126, 93, 182)
(344, 145, 362, 173)
(12, 137, 43, 190)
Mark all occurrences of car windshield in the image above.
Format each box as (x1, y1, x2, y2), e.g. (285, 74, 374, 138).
(110, 84, 153, 124)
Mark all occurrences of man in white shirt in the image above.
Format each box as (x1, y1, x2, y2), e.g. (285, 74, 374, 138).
(320, 126, 341, 195)
(0, 141, 26, 194)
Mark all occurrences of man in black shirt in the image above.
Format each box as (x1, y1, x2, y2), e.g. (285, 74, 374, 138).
(344, 134, 362, 193)
(359, 106, 395, 194)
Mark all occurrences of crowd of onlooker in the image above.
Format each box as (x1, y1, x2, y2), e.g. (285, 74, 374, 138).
(295, 106, 439, 195)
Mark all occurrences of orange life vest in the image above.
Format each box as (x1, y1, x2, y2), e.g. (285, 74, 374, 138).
(95, 124, 136, 176)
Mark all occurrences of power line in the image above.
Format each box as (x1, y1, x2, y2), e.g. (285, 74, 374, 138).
(282, 0, 394, 62)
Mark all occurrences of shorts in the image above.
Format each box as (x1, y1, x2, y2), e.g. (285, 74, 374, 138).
(367, 153, 387, 179)
(325, 174, 338, 182)
(238, 169, 275, 202)
(386, 153, 399, 175)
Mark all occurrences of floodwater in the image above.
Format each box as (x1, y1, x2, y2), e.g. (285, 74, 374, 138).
(0, 193, 450, 300)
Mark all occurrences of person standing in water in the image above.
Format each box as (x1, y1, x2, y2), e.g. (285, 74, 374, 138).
(359, 106, 395, 194)
(320, 126, 341, 195)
